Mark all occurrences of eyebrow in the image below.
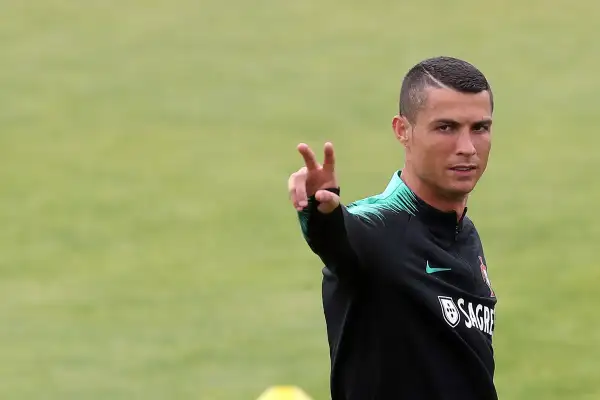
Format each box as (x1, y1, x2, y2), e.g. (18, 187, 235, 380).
(431, 118, 493, 126)
(432, 119, 459, 125)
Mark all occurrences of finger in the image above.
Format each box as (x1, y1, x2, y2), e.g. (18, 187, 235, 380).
(287, 170, 299, 203)
(294, 173, 309, 209)
(297, 143, 319, 171)
(315, 189, 340, 214)
(323, 142, 335, 172)
(288, 168, 308, 210)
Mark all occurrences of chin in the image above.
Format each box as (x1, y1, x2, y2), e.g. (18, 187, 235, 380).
(445, 181, 477, 198)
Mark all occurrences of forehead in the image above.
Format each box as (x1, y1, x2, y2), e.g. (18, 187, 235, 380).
(418, 87, 492, 124)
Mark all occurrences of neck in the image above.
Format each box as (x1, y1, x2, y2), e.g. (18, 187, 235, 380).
(400, 168, 467, 219)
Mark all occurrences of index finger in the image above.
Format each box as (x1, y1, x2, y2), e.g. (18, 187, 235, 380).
(297, 143, 319, 171)
(323, 142, 335, 171)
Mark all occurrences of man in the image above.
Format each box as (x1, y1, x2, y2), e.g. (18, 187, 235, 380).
(287, 56, 498, 399)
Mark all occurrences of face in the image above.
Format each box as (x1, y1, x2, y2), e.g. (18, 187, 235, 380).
(393, 87, 493, 200)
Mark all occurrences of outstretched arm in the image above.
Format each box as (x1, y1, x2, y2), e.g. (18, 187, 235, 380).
(289, 143, 369, 271)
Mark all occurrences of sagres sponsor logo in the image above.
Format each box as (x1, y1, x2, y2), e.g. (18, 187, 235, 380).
(438, 296, 495, 336)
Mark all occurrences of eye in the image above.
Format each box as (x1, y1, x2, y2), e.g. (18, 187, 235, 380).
(437, 124, 453, 132)
(473, 124, 491, 133)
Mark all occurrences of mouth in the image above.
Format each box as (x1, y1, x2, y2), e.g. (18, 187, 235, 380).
(450, 165, 476, 171)
(449, 165, 477, 175)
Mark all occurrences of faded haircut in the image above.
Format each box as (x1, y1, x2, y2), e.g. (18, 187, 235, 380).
(399, 56, 493, 123)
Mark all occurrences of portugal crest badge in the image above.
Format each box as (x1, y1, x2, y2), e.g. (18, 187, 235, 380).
(479, 256, 495, 297)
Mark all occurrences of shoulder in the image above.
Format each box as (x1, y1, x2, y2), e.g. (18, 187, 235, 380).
(463, 215, 476, 231)
(462, 215, 485, 248)
(345, 175, 418, 226)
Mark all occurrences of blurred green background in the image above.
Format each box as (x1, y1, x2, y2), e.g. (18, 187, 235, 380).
(1, 0, 599, 399)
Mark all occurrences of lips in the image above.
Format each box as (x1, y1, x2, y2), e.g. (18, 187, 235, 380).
(450, 166, 476, 171)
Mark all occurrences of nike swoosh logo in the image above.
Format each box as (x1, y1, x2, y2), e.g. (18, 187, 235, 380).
(426, 261, 451, 274)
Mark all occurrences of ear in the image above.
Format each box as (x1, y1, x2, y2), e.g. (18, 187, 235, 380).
(392, 115, 411, 148)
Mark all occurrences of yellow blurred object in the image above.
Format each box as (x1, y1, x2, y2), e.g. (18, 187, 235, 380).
(256, 386, 313, 400)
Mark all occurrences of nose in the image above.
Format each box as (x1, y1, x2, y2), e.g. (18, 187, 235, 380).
(456, 130, 476, 156)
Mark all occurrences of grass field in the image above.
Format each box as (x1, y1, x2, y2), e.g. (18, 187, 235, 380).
(1, 0, 599, 398)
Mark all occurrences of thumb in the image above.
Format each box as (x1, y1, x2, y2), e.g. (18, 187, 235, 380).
(315, 189, 340, 214)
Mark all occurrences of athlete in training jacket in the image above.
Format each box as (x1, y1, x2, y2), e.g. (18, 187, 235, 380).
(298, 171, 498, 400)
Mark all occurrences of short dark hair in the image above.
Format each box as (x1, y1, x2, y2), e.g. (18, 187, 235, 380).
(399, 56, 493, 123)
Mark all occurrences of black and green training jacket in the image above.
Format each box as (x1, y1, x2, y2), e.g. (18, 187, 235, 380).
(297, 170, 498, 400)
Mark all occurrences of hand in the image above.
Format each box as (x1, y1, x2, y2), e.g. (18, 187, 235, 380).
(288, 142, 340, 214)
